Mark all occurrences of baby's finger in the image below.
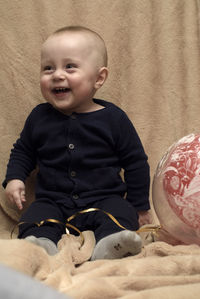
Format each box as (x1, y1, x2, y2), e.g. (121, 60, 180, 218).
(20, 191, 26, 202)
(15, 198, 23, 210)
(12, 191, 23, 210)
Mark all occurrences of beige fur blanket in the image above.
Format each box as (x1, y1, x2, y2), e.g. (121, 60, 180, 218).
(0, 199, 200, 299)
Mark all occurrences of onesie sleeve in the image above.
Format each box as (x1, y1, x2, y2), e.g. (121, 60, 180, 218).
(2, 110, 37, 188)
(116, 111, 150, 211)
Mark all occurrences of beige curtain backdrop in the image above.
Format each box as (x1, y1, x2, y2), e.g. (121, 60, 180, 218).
(1, 2, 200, 298)
(0, 0, 200, 221)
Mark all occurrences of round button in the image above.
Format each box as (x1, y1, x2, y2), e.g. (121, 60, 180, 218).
(70, 171, 76, 177)
(69, 143, 75, 150)
(72, 194, 79, 200)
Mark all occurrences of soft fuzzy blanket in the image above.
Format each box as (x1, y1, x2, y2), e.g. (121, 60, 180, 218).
(0, 200, 200, 299)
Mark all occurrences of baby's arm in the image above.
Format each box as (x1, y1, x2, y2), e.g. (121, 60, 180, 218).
(5, 179, 26, 210)
(115, 110, 151, 223)
(3, 108, 38, 208)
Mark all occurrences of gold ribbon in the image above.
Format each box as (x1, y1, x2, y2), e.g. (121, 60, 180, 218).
(11, 208, 161, 245)
(66, 208, 161, 236)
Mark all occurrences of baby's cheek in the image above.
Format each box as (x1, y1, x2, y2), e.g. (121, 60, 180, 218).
(40, 78, 50, 96)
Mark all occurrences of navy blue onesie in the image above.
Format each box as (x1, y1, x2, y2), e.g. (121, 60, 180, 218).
(3, 99, 150, 244)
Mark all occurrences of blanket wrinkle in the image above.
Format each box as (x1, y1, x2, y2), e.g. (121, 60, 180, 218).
(121, 283, 200, 299)
(85, 275, 200, 291)
(0, 231, 96, 289)
(57, 231, 96, 266)
(137, 240, 200, 258)
(0, 239, 51, 280)
(72, 246, 200, 278)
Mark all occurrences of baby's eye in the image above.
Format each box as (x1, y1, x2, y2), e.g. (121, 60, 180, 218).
(43, 65, 53, 71)
(65, 64, 76, 70)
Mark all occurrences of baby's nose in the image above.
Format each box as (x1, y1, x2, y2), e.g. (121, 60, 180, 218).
(53, 69, 66, 80)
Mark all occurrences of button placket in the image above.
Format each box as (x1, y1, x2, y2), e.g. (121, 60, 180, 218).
(68, 114, 79, 200)
(68, 144, 76, 178)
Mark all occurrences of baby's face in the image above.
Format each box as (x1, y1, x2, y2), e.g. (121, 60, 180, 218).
(40, 32, 104, 114)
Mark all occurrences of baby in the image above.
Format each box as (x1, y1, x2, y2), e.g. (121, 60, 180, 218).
(3, 26, 151, 259)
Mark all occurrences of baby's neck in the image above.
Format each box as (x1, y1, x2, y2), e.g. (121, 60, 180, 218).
(83, 102, 105, 113)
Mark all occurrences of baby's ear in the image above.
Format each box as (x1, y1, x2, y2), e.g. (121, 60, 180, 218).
(95, 67, 108, 90)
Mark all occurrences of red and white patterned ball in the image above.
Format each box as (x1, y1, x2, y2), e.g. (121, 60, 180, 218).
(152, 134, 200, 245)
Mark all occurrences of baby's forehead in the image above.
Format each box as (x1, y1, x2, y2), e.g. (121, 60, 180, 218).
(44, 31, 96, 49)
(42, 31, 107, 67)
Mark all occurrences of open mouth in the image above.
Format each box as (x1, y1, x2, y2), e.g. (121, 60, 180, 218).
(52, 87, 71, 94)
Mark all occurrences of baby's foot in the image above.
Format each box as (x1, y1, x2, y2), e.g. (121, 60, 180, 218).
(91, 230, 142, 260)
(25, 235, 58, 255)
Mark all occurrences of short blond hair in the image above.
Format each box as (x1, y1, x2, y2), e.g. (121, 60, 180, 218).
(52, 25, 108, 67)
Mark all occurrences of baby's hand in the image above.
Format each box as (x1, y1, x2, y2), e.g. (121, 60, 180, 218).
(138, 210, 153, 227)
(5, 179, 26, 210)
